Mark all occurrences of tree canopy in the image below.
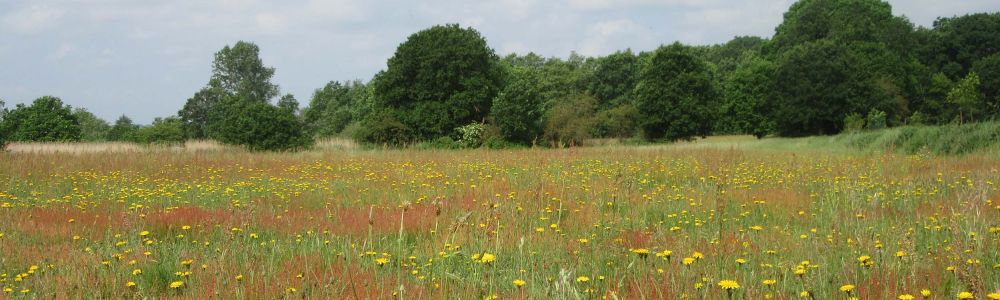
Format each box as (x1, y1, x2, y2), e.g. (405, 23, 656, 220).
(370, 24, 503, 141)
(0, 96, 81, 142)
(634, 43, 718, 141)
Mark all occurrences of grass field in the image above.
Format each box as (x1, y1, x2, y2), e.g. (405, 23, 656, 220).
(0, 140, 998, 299)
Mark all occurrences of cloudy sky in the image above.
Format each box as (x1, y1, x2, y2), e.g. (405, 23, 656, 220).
(1, 0, 997, 123)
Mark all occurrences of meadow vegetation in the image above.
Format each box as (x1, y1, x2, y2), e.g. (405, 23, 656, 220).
(0, 140, 997, 299)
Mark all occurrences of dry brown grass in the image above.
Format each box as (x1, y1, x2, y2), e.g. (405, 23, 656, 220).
(4, 140, 236, 154)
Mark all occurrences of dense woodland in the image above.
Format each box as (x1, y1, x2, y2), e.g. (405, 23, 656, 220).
(1, 0, 998, 151)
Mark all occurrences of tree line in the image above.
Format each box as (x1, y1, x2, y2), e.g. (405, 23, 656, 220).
(2, 0, 998, 151)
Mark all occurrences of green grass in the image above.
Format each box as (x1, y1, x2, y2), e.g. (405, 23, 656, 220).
(679, 121, 1000, 157)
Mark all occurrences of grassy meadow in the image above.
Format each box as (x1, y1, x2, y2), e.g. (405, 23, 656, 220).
(0, 139, 998, 299)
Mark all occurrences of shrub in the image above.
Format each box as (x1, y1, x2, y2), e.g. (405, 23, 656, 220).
(543, 94, 597, 147)
(210, 98, 313, 151)
(133, 117, 186, 145)
(353, 112, 413, 147)
(908, 111, 928, 125)
(0, 96, 81, 142)
(865, 109, 887, 130)
(455, 123, 486, 148)
(843, 113, 865, 133)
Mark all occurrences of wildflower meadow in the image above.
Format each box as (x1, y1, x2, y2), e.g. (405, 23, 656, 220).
(0, 145, 997, 299)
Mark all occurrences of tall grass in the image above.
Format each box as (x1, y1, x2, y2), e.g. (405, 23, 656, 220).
(683, 122, 1000, 157)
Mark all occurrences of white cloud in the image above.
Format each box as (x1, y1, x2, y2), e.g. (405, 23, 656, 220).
(48, 42, 77, 61)
(579, 19, 656, 56)
(3, 4, 65, 33)
(565, 0, 716, 10)
(2, 0, 998, 123)
(255, 13, 287, 34)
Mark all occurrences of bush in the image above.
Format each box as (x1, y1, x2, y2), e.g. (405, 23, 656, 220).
(133, 117, 185, 145)
(543, 94, 597, 147)
(210, 98, 313, 151)
(0, 96, 81, 142)
(907, 111, 928, 126)
(843, 113, 865, 133)
(455, 123, 486, 148)
(353, 112, 413, 146)
(865, 109, 887, 130)
(592, 104, 639, 139)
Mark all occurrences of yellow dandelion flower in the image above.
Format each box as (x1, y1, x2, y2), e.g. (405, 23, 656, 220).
(127, 281, 137, 288)
(235, 274, 244, 281)
(576, 276, 590, 283)
(630, 248, 650, 258)
(169, 281, 184, 289)
(840, 284, 856, 293)
(682, 257, 696, 266)
(986, 292, 1000, 300)
(480, 252, 496, 264)
(375, 258, 390, 266)
(763, 279, 777, 286)
(958, 291, 974, 299)
(718, 280, 740, 290)
(513, 279, 526, 287)
(898, 294, 914, 300)
(921, 289, 932, 297)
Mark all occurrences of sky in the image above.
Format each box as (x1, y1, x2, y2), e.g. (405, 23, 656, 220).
(1, 0, 997, 124)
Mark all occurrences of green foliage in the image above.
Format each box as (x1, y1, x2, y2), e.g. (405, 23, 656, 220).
(720, 53, 777, 138)
(503, 52, 596, 115)
(0, 96, 81, 142)
(592, 104, 640, 139)
(971, 54, 1000, 113)
(589, 50, 638, 109)
(0, 99, 7, 149)
(303, 80, 370, 137)
(919, 13, 1000, 77)
(490, 68, 544, 145)
(210, 41, 279, 102)
(908, 111, 928, 126)
(946, 72, 984, 124)
(277, 94, 299, 115)
(913, 72, 954, 124)
(73, 108, 110, 141)
(132, 117, 185, 145)
(455, 123, 486, 148)
(209, 96, 313, 151)
(107, 115, 140, 142)
(371, 24, 503, 141)
(542, 94, 596, 147)
(420, 136, 461, 150)
(768, 0, 913, 54)
(865, 109, 887, 130)
(770, 40, 897, 136)
(699, 36, 767, 76)
(633, 43, 718, 141)
(353, 112, 413, 146)
(178, 83, 225, 139)
(843, 113, 865, 133)
(829, 121, 1000, 155)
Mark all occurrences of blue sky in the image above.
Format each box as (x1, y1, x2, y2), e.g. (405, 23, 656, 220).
(1, 0, 997, 124)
